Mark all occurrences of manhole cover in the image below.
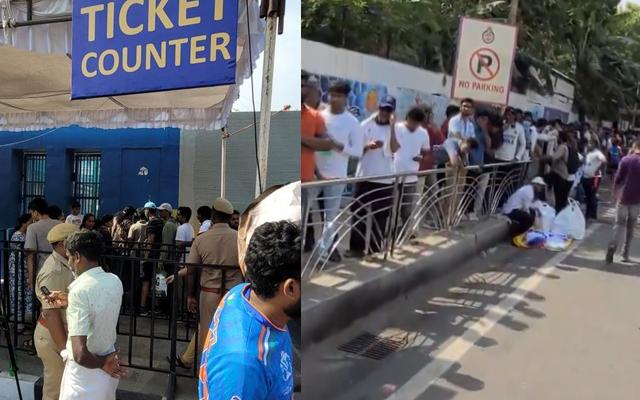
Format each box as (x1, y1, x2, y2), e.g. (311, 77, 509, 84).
(337, 332, 404, 360)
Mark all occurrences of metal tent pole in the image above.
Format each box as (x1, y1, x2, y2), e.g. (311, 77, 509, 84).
(221, 128, 228, 198)
(255, 14, 278, 197)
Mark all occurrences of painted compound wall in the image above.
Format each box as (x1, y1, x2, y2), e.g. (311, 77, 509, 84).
(0, 126, 180, 229)
(180, 111, 300, 229)
(302, 39, 577, 124)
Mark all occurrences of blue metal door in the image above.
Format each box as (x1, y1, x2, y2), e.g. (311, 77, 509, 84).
(120, 149, 162, 207)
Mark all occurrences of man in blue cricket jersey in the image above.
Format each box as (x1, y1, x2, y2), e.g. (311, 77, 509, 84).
(198, 220, 301, 400)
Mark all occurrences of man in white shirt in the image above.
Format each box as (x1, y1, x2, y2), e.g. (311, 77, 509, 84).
(50, 230, 126, 400)
(503, 177, 547, 237)
(393, 106, 430, 225)
(495, 107, 527, 163)
(522, 111, 539, 161)
(448, 98, 476, 141)
(196, 206, 212, 235)
(65, 201, 83, 227)
(348, 96, 399, 258)
(581, 140, 607, 219)
(316, 81, 363, 261)
(175, 206, 195, 257)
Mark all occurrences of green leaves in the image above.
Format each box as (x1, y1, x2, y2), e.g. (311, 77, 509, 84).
(302, 0, 640, 120)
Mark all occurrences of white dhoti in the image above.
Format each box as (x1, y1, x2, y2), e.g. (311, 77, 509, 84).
(59, 359, 119, 400)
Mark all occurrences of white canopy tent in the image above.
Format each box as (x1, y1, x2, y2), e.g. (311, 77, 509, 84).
(0, 0, 266, 131)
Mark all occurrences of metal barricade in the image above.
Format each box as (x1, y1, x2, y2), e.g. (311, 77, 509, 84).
(302, 161, 531, 279)
(0, 241, 239, 399)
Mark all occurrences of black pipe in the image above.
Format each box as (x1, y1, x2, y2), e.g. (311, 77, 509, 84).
(26, 0, 32, 21)
(11, 16, 71, 28)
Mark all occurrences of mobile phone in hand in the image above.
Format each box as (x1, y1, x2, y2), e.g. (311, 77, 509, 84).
(40, 286, 51, 297)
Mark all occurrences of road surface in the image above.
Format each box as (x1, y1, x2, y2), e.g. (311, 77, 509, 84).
(303, 211, 640, 400)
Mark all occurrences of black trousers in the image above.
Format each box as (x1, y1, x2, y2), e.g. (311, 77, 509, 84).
(349, 181, 393, 254)
(581, 177, 598, 219)
(507, 209, 535, 237)
(496, 162, 517, 208)
(551, 172, 572, 212)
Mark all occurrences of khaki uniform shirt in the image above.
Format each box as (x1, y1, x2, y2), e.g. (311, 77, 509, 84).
(35, 251, 75, 324)
(187, 223, 242, 290)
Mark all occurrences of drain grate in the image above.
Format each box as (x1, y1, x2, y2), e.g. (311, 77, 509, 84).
(337, 332, 404, 360)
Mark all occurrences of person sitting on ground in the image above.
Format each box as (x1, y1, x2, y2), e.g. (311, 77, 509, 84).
(502, 177, 547, 237)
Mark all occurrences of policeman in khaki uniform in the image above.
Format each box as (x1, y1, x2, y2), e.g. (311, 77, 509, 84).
(169, 198, 242, 367)
(34, 223, 78, 400)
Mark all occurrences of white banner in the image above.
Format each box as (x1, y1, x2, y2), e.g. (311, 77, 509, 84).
(451, 18, 518, 105)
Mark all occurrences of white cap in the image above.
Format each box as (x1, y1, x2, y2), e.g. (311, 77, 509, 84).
(531, 177, 547, 186)
(238, 181, 301, 276)
(158, 203, 173, 212)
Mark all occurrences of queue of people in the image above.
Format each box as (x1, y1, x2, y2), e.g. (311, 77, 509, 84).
(7, 185, 302, 399)
(301, 70, 639, 265)
(4, 195, 247, 397)
(301, 70, 540, 260)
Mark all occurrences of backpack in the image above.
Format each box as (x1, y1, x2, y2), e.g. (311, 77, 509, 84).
(567, 146, 581, 174)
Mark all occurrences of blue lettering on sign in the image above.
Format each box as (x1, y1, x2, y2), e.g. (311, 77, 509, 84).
(72, 0, 238, 99)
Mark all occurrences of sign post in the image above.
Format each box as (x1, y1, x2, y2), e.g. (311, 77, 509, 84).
(451, 17, 518, 105)
(255, 13, 277, 197)
(71, 0, 239, 99)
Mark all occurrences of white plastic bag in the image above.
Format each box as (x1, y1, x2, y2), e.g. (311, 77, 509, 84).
(532, 201, 556, 232)
(551, 199, 586, 240)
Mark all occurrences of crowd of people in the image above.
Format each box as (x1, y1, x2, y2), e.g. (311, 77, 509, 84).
(4, 183, 303, 399)
(301, 70, 640, 262)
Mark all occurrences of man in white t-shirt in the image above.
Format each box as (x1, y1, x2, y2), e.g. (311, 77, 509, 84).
(393, 106, 430, 225)
(196, 206, 212, 235)
(502, 177, 547, 237)
(316, 81, 363, 261)
(495, 107, 527, 163)
(176, 207, 195, 247)
(65, 201, 83, 227)
(522, 111, 539, 161)
(448, 98, 476, 141)
(581, 140, 607, 219)
(348, 95, 399, 258)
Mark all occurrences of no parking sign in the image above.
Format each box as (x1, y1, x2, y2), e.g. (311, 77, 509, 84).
(451, 18, 518, 105)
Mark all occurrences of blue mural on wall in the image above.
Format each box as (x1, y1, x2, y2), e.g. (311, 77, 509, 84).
(313, 73, 450, 124)
(0, 126, 180, 230)
(310, 71, 562, 126)
(316, 74, 389, 120)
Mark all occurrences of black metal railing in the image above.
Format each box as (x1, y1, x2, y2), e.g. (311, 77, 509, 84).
(0, 240, 238, 399)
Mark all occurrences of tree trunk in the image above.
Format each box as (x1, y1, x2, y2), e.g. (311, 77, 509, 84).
(577, 104, 586, 123)
(385, 29, 392, 58)
(340, 7, 347, 47)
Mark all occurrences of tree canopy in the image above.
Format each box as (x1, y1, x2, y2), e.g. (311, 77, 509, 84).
(302, 0, 640, 121)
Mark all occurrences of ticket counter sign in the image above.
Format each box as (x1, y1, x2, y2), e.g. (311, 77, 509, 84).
(72, 0, 238, 99)
(451, 17, 517, 105)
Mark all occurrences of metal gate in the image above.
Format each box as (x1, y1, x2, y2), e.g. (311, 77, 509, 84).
(21, 153, 47, 213)
(73, 154, 101, 216)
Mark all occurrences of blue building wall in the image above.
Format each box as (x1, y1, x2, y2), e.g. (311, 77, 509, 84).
(0, 126, 180, 229)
